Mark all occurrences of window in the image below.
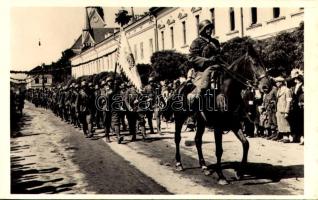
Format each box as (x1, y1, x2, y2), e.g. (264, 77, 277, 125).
(170, 26, 174, 49)
(229, 7, 235, 31)
(134, 44, 138, 60)
(35, 78, 39, 84)
(195, 15, 200, 36)
(251, 7, 257, 24)
(182, 21, 187, 45)
(140, 42, 144, 60)
(273, 8, 280, 18)
(161, 31, 165, 50)
(210, 8, 215, 35)
(43, 77, 47, 84)
(149, 38, 153, 53)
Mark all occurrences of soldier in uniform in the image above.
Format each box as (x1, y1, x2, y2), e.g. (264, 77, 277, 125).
(100, 79, 112, 142)
(124, 83, 147, 141)
(142, 77, 156, 134)
(110, 77, 124, 143)
(187, 19, 221, 102)
(58, 86, 65, 120)
(94, 84, 103, 129)
(76, 81, 94, 138)
(64, 85, 72, 123)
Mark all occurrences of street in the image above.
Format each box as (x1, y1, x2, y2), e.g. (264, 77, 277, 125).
(11, 101, 304, 195)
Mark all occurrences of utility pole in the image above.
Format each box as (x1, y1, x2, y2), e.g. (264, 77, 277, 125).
(240, 7, 244, 37)
(131, 7, 135, 22)
(42, 63, 45, 90)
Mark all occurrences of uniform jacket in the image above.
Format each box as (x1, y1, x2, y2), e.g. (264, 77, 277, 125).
(189, 36, 221, 70)
(76, 89, 91, 113)
(276, 85, 292, 114)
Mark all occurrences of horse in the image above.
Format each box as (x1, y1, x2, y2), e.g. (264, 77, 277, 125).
(163, 45, 270, 185)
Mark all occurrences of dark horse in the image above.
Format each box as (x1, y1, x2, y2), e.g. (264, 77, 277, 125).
(164, 45, 270, 185)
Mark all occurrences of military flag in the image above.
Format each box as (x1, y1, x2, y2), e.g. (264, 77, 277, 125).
(116, 29, 142, 91)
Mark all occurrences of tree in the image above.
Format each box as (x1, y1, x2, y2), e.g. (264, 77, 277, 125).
(221, 36, 257, 64)
(260, 22, 304, 76)
(136, 63, 152, 86)
(115, 9, 132, 27)
(150, 50, 188, 81)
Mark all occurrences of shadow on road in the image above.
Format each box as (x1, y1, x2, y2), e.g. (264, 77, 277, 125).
(208, 161, 303, 184)
(11, 111, 77, 194)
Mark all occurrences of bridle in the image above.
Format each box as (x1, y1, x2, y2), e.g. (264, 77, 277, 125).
(218, 54, 268, 89)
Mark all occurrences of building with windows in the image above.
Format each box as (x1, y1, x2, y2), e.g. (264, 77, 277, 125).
(70, 7, 304, 78)
(26, 74, 53, 89)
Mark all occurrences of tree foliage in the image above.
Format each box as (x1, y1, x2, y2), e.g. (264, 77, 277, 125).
(260, 21, 304, 76)
(221, 36, 257, 64)
(150, 50, 188, 81)
(115, 9, 132, 27)
(136, 63, 152, 86)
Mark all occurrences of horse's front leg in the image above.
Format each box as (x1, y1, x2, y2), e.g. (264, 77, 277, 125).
(233, 128, 249, 180)
(214, 127, 229, 185)
(195, 115, 210, 175)
(175, 114, 185, 171)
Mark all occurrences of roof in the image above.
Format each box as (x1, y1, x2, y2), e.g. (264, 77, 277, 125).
(91, 28, 119, 43)
(70, 27, 119, 51)
(71, 36, 82, 50)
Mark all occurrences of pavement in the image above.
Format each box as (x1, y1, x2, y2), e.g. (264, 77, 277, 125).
(10, 101, 304, 195)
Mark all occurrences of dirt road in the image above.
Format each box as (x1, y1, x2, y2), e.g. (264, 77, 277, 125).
(10, 101, 303, 195)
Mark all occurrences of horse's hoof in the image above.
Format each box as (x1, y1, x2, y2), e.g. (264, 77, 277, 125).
(217, 178, 229, 185)
(201, 166, 211, 176)
(203, 169, 211, 176)
(235, 170, 244, 180)
(175, 163, 184, 171)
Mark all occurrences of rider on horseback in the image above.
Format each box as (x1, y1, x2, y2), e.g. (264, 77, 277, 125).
(187, 19, 222, 104)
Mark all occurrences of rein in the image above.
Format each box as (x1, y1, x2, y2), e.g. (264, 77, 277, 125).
(218, 55, 266, 89)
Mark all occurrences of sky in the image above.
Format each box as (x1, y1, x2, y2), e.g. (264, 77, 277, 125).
(10, 7, 149, 72)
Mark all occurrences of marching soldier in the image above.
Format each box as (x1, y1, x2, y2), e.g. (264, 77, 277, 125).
(76, 81, 94, 138)
(109, 76, 124, 143)
(100, 79, 112, 142)
(124, 83, 147, 141)
(94, 84, 103, 129)
(143, 77, 166, 135)
(64, 85, 72, 123)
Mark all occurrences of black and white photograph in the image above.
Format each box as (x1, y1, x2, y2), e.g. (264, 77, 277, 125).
(3, 2, 318, 198)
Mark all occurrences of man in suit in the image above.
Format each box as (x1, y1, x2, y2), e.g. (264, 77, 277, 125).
(273, 76, 292, 143)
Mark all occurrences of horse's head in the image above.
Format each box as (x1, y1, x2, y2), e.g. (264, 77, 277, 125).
(229, 44, 270, 92)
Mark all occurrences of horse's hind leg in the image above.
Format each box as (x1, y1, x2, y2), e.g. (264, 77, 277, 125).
(195, 115, 210, 175)
(214, 127, 229, 185)
(233, 128, 249, 180)
(175, 114, 186, 171)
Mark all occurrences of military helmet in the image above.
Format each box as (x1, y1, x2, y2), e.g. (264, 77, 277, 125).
(81, 80, 87, 87)
(148, 77, 155, 83)
(199, 19, 214, 35)
(106, 76, 114, 83)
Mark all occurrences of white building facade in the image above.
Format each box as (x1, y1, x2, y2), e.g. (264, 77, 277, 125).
(71, 7, 304, 78)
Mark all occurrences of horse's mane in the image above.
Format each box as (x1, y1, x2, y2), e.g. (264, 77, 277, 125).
(225, 45, 266, 84)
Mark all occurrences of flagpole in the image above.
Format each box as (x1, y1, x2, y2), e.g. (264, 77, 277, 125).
(113, 27, 123, 91)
